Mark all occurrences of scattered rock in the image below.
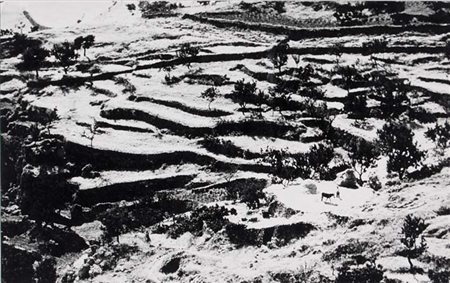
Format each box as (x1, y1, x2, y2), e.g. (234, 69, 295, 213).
(368, 175, 382, 191)
(81, 164, 94, 178)
(304, 182, 317, 194)
(161, 256, 181, 274)
(340, 169, 358, 189)
(268, 200, 297, 218)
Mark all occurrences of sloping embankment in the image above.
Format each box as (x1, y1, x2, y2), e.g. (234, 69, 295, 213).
(183, 13, 450, 40)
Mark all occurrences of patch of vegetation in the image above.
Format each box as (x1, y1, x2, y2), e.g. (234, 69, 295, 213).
(73, 34, 95, 58)
(52, 41, 78, 74)
(436, 206, 450, 216)
(16, 45, 50, 79)
(99, 196, 190, 242)
(322, 239, 372, 261)
(347, 137, 379, 183)
(261, 142, 335, 182)
(425, 121, 450, 154)
(138, 1, 179, 18)
(200, 136, 259, 159)
(377, 120, 424, 179)
(335, 260, 384, 283)
(400, 214, 428, 272)
(176, 43, 200, 68)
(269, 39, 289, 73)
(228, 79, 258, 109)
(333, 3, 368, 26)
(362, 38, 388, 55)
(261, 147, 311, 184)
(201, 87, 220, 110)
(155, 205, 236, 239)
(369, 73, 410, 118)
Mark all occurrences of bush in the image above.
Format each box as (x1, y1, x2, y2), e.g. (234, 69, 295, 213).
(335, 65, 364, 91)
(139, 1, 178, 18)
(370, 74, 410, 118)
(302, 99, 330, 119)
(225, 223, 259, 246)
(9, 33, 43, 57)
(334, 3, 368, 26)
(269, 39, 289, 73)
(425, 121, 450, 153)
(176, 43, 199, 68)
(73, 35, 95, 57)
(377, 120, 424, 179)
(362, 38, 388, 55)
(344, 92, 367, 119)
(33, 256, 56, 283)
(407, 107, 437, 123)
(159, 205, 235, 238)
(308, 143, 335, 179)
(335, 261, 384, 283)
(200, 136, 257, 159)
(400, 214, 428, 271)
(52, 41, 78, 74)
(436, 206, 450, 216)
(347, 137, 379, 182)
(261, 147, 311, 184)
(323, 239, 371, 261)
(229, 79, 258, 109)
(16, 45, 49, 78)
(201, 87, 220, 110)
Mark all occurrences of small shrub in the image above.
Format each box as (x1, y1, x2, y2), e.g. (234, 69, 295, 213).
(377, 120, 424, 179)
(225, 223, 259, 246)
(261, 147, 311, 184)
(176, 43, 199, 68)
(362, 38, 388, 55)
(33, 256, 57, 283)
(126, 3, 136, 11)
(345, 92, 367, 119)
(436, 206, 450, 216)
(139, 1, 178, 18)
(9, 33, 42, 57)
(229, 79, 258, 109)
(408, 107, 436, 123)
(400, 214, 428, 271)
(161, 205, 235, 239)
(425, 121, 450, 153)
(370, 74, 410, 118)
(16, 45, 49, 79)
(323, 239, 371, 261)
(52, 41, 78, 74)
(269, 39, 289, 73)
(201, 87, 220, 110)
(429, 269, 450, 283)
(335, 261, 384, 283)
(308, 143, 335, 179)
(347, 137, 379, 182)
(334, 3, 368, 26)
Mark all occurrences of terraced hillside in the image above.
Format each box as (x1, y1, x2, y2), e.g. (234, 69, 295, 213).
(1, 1, 450, 283)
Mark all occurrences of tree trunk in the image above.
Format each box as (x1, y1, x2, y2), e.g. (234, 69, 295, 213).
(407, 256, 414, 271)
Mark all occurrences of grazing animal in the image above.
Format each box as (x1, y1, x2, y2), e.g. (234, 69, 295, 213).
(321, 192, 335, 202)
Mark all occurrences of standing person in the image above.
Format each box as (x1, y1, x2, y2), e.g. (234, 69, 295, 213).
(336, 187, 341, 200)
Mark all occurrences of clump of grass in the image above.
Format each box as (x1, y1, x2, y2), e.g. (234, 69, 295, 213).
(436, 206, 450, 216)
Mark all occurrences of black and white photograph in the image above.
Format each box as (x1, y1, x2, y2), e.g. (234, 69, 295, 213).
(1, 0, 450, 282)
